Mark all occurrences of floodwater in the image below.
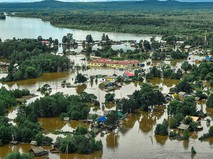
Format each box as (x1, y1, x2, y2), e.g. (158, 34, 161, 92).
(0, 16, 161, 41)
(1, 55, 212, 159)
(0, 17, 212, 159)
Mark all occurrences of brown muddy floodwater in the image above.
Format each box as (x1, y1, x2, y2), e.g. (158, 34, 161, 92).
(0, 55, 213, 159)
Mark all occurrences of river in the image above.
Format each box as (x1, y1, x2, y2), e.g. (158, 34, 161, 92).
(0, 16, 213, 159)
(0, 16, 161, 41)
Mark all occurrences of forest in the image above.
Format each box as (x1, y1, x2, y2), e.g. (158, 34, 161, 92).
(1, 0, 213, 35)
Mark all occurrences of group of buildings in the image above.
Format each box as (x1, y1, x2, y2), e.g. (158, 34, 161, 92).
(88, 58, 139, 69)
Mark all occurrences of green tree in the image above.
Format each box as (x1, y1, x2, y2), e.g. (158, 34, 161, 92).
(105, 111, 119, 127)
(206, 93, 213, 108)
(183, 129, 189, 140)
(155, 119, 168, 136)
(75, 73, 88, 83)
(143, 40, 151, 51)
(176, 80, 193, 93)
(86, 34, 93, 44)
(35, 133, 53, 146)
(105, 93, 115, 103)
(181, 61, 192, 72)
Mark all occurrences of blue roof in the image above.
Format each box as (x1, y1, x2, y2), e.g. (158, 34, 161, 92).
(205, 56, 212, 61)
(98, 116, 107, 122)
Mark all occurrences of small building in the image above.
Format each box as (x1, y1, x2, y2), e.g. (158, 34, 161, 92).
(84, 133, 92, 139)
(105, 76, 117, 82)
(205, 55, 212, 62)
(176, 41, 184, 46)
(29, 147, 48, 157)
(98, 116, 107, 123)
(123, 71, 135, 80)
(178, 91, 186, 98)
(30, 141, 37, 146)
(63, 117, 70, 121)
(103, 110, 110, 116)
(184, 45, 192, 52)
(41, 40, 50, 45)
(92, 127, 100, 134)
(10, 141, 18, 145)
(178, 123, 189, 131)
(186, 116, 201, 123)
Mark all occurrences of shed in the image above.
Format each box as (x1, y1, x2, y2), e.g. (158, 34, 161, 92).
(29, 147, 48, 157)
(178, 123, 189, 130)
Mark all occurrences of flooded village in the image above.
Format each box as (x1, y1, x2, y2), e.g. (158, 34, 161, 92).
(0, 15, 213, 159)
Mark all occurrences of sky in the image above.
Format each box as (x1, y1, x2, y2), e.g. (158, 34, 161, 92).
(0, 0, 213, 3)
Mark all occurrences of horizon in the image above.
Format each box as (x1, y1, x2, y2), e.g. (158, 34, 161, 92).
(0, 0, 213, 3)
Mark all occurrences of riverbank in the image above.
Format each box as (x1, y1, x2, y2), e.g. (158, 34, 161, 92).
(11, 8, 213, 36)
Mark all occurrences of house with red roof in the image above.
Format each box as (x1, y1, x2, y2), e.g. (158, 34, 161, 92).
(123, 71, 135, 81)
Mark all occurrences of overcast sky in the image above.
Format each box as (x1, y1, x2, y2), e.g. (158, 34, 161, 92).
(0, 0, 213, 3)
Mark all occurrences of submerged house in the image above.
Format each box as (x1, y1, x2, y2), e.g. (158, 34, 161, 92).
(29, 147, 48, 157)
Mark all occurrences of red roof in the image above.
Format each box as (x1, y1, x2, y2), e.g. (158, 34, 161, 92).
(41, 40, 49, 44)
(124, 71, 135, 77)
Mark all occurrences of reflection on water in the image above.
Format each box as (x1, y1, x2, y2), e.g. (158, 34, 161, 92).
(106, 133, 119, 149)
(155, 135, 168, 145)
(139, 106, 165, 134)
(38, 117, 89, 133)
(183, 140, 189, 150)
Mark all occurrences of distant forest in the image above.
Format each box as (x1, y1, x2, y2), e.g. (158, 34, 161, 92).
(1, 0, 213, 35)
(1, 0, 213, 10)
